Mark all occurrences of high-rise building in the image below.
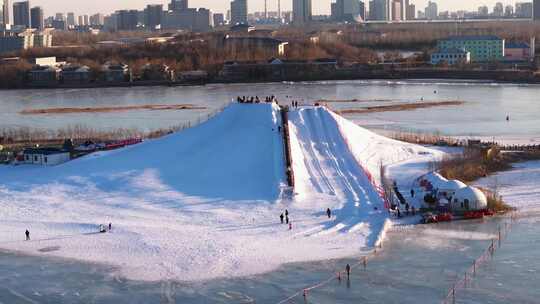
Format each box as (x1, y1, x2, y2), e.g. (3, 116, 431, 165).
(30, 6, 42, 29)
(83, 14, 88, 26)
(534, 0, 540, 20)
(163, 7, 211, 31)
(169, 0, 188, 11)
(292, 0, 312, 24)
(55, 13, 64, 21)
(477, 5, 489, 17)
(89, 13, 104, 26)
(369, 0, 389, 21)
(515, 2, 533, 19)
(145, 4, 163, 30)
(13, 1, 30, 27)
(332, 0, 365, 22)
(391, 0, 402, 20)
(66, 12, 75, 26)
(405, 1, 415, 19)
(116, 10, 139, 31)
(77, 15, 83, 26)
(504, 5, 513, 17)
(230, 0, 247, 25)
(213, 13, 224, 26)
(2, 0, 11, 25)
(425, 1, 437, 20)
(493, 2, 504, 17)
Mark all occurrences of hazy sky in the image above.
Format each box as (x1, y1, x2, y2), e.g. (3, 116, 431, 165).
(28, 0, 524, 16)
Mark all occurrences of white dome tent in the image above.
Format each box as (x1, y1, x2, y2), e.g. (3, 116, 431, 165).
(451, 186, 488, 211)
(439, 179, 467, 198)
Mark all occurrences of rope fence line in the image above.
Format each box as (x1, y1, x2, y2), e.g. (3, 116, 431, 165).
(441, 211, 520, 304)
(276, 239, 385, 304)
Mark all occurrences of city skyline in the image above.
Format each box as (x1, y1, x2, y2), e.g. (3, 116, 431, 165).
(4, 0, 535, 16)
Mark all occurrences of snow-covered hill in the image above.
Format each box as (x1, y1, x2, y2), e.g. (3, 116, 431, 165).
(0, 103, 445, 282)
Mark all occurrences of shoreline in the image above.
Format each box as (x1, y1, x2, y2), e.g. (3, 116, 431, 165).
(3, 72, 540, 91)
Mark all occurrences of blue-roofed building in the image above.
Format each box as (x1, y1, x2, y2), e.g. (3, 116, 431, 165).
(437, 35, 505, 62)
(431, 48, 471, 65)
(504, 41, 532, 62)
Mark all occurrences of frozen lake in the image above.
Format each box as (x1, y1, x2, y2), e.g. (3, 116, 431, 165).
(1, 80, 539, 143)
(1, 215, 538, 303)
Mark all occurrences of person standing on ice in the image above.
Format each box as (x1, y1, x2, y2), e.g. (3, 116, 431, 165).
(25, 230, 30, 241)
(109, 223, 112, 231)
(410, 189, 415, 198)
(326, 208, 332, 219)
(280, 213, 284, 224)
(286, 215, 289, 224)
(285, 209, 289, 217)
(345, 264, 351, 278)
(289, 222, 292, 230)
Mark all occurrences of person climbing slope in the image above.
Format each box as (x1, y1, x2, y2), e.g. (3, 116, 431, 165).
(326, 208, 332, 219)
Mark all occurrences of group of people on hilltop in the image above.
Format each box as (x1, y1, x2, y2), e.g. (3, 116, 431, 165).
(237, 95, 278, 104)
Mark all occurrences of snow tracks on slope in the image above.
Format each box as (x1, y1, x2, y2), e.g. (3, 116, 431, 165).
(288, 106, 387, 246)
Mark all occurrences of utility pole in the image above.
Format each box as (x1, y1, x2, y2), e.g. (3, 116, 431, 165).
(264, 0, 268, 20)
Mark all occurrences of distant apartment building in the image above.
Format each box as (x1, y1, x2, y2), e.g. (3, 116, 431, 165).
(30, 6, 42, 30)
(0, 28, 31, 52)
(437, 35, 505, 62)
(90, 13, 104, 26)
(66, 12, 75, 26)
(477, 5, 489, 17)
(0, 27, 48, 53)
(425, 1, 437, 20)
(504, 5, 514, 17)
(369, 0, 389, 21)
(391, 0, 402, 21)
(33, 28, 52, 47)
(515, 2, 533, 18)
(431, 48, 471, 65)
(116, 10, 139, 31)
(405, 2, 415, 19)
(163, 8, 211, 32)
(144, 4, 163, 30)
(224, 36, 288, 56)
(51, 19, 66, 30)
(293, 0, 312, 24)
(493, 2, 504, 17)
(332, 0, 365, 22)
(534, 0, 540, 20)
(213, 13, 225, 26)
(13, 0, 30, 28)
(230, 0, 247, 25)
(169, 0, 188, 11)
(2, 0, 11, 25)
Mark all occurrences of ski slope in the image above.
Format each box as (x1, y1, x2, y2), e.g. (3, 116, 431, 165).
(0, 103, 446, 282)
(288, 106, 442, 246)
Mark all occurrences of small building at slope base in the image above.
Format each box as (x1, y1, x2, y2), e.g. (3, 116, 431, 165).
(21, 148, 70, 166)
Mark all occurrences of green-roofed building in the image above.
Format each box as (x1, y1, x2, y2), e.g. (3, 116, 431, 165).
(437, 35, 505, 62)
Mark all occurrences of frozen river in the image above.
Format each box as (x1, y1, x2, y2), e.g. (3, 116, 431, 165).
(1, 80, 540, 143)
(1, 215, 538, 303)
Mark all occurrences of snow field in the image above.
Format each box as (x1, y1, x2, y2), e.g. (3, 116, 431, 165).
(0, 103, 448, 282)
